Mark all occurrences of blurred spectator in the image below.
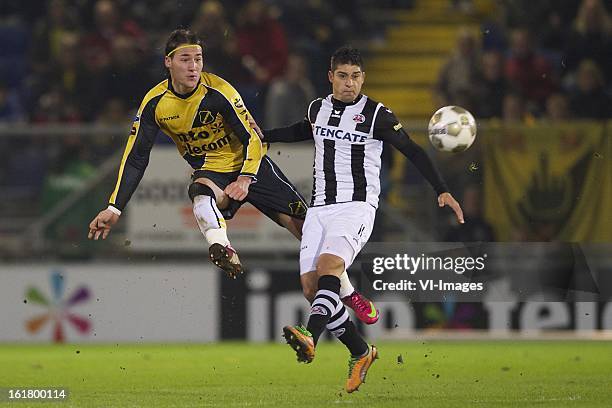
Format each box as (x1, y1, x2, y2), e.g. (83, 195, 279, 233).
(538, 10, 570, 53)
(505, 28, 556, 111)
(190, 0, 248, 83)
(434, 28, 481, 112)
(474, 51, 507, 119)
(545, 93, 571, 122)
(0, 82, 25, 123)
(564, 0, 612, 78)
(191, 1, 231, 69)
(35, 32, 94, 120)
(272, 0, 342, 93)
(502, 93, 528, 124)
(236, 0, 288, 85)
(81, 0, 146, 74)
(30, 0, 78, 77)
(96, 98, 130, 125)
(98, 34, 151, 110)
(235, 0, 289, 120)
(502, 0, 579, 52)
(32, 85, 82, 123)
(94, 98, 131, 157)
(444, 185, 495, 242)
(265, 53, 315, 128)
(568, 60, 612, 119)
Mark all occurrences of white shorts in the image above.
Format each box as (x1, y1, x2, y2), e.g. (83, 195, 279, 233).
(299, 201, 376, 275)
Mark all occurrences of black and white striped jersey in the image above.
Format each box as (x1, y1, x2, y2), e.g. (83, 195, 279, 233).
(307, 94, 383, 208)
(264, 94, 449, 209)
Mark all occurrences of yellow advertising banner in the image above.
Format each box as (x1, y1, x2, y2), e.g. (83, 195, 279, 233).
(483, 121, 611, 242)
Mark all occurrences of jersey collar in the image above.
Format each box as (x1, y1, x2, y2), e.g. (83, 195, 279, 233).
(331, 94, 363, 107)
(168, 75, 201, 99)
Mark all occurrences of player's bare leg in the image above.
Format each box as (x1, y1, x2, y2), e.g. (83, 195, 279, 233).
(286, 252, 373, 361)
(191, 177, 242, 278)
(278, 213, 378, 323)
(277, 213, 303, 240)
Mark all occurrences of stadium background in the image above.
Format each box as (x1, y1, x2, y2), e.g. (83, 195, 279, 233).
(1, 0, 611, 359)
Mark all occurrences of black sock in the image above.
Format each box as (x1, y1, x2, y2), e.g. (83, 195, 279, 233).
(306, 275, 341, 345)
(327, 309, 369, 357)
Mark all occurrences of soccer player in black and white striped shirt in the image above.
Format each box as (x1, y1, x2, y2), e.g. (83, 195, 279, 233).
(260, 46, 464, 392)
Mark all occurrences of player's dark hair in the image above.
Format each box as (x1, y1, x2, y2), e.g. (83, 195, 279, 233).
(165, 29, 202, 57)
(330, 46, 364, 72)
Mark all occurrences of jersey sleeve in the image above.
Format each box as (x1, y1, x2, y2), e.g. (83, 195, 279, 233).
(212, 87, 264, 178)
(373, 106, 449, 196)
(108, 94, 162, 211)
(263, 119, 313, 142)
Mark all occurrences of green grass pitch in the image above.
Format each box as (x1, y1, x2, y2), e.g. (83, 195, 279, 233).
(1, 341, 611, 407)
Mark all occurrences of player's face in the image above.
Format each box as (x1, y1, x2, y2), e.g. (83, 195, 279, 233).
(329, 64, 365, 103)
(164, 45, 203, 93)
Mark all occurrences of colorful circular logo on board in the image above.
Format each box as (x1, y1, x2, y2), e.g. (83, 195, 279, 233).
(24, 271, 92, 343)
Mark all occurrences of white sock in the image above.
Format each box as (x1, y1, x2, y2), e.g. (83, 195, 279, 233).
(193, 195, 230, 246)
(205, 228, 230, 247)
(338, 271, 355, 298)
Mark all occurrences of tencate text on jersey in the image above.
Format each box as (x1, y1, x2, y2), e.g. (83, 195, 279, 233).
(313, 125, 368, 143)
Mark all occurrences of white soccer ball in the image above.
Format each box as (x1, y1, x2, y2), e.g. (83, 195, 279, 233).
(427, 106, 477, 152)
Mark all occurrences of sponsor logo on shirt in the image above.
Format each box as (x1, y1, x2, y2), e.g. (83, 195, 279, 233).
(160, 114, 180, 122)
(313, 125, 367, 143)
(198, 110, 215, 125)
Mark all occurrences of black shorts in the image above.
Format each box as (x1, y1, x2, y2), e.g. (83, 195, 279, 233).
(191, 155, 308, 225)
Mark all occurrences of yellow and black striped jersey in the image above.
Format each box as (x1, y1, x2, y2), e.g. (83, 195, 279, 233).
(109, 72, 265, 211)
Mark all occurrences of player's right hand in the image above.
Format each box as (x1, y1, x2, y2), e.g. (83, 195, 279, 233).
(224, 175, 252, 201)
(88, 208, 120, 240)
(247, 116, 264, 140)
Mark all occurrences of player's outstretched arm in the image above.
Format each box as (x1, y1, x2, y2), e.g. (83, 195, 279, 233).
(438, 192, 464, 224)
(373, 106, 465, 223)
(93, 92, 160, 240)
(88, 208, 120, 240)
(260, 119, 314, 143)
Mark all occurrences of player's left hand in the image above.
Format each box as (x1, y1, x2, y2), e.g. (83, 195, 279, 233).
(438, 192, 464, 224)
(224, 176, 252, 201)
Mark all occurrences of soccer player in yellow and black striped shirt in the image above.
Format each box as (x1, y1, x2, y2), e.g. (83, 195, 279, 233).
(88, 29, 377, 324)
(87, 29, 308, 276)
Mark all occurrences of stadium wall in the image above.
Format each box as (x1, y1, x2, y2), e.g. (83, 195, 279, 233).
(1, 263, 611, 343)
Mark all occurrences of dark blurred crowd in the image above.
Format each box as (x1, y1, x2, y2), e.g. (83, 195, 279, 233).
(0, 0, 386, 228)
(1, 0, 610, 242)
(436, 0, 612, 121)
(0, 0, 383, 128)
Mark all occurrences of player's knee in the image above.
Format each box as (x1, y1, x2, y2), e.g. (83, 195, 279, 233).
(188, 182, 215, 202)
(316, 254, 345, 277)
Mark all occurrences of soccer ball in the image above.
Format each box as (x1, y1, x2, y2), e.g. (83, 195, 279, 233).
(427, 106, 477, 152)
